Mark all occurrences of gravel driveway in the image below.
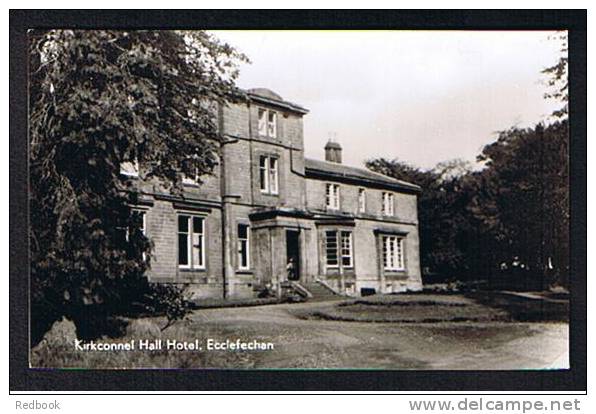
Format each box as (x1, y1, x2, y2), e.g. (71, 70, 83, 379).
(188, 300, 569, 369)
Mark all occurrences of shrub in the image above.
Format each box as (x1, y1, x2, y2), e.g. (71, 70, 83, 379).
(140, 283, 193, 331)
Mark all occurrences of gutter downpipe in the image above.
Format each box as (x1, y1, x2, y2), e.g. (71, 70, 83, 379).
(219, 103, 240, 299)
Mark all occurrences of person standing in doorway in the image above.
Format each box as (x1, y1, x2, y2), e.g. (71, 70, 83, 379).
(286, 257, 296, 281)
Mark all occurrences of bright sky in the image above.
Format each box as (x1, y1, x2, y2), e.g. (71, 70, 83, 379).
(211, 30, 563, 170)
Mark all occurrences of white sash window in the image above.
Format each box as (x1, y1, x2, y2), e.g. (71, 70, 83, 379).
(358, 188, 366, 213)
(326, 183, 340, 210)
(237, 224, 250, 270)
(259, 155, 279, 195)
(178, 215, 205, 269)
(325, 230, 353, 269)
(258, 108, 278, 138)
(382, 235, 405, 271)
(382, 192, 395, 216)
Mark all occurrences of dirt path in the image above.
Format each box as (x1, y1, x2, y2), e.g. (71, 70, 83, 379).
(188, 300, 569, 369)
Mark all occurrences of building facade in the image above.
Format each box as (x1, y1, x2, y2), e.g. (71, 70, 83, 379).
(127, 88, 422, 299)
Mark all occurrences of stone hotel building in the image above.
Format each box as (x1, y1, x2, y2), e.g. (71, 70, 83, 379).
(125, 88, 422, 299)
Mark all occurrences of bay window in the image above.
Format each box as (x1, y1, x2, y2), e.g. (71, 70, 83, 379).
(325, 231, 339, 268)
(325, 230, 353, 269)
(340, 231, 353, 267)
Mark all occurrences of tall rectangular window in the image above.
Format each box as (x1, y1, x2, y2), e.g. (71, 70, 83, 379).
(382, 235, 404, 271)
(258, 108, 277, 138)
(132, 210, 147, 261)
(325, 231, 339, 267)
(267, 111, 277, 138)
(382, 192, 395, 216)
(358, 188, 366, 213)
(258, 108, 267, 136)
(269, 157, 278, 194)
(132, 210, 146, 235)
(326, 183, 340, 210)
(325, 230, 353, 269)
(178, 215, 205, 269)
(117, 210, 146, 242)
(182, 156, 200, 184)
(237, 224, 250, 270)
(116, 210, 147, 262)
(340, 231, 353, 268)
(259, 156, 269, 192)
(259, 155, 278, 194)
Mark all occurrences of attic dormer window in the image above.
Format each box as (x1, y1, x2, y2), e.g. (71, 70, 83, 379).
(258, 108, 277, 138)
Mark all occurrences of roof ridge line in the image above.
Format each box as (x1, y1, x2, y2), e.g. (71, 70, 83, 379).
(304, 157, 421, 191)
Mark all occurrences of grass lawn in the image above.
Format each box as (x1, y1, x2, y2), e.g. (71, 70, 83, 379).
(292, 294, 507, 323)
(293, 291, 568, 323)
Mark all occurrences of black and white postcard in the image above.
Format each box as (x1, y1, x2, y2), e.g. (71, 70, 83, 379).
(10, 9, 586, 392)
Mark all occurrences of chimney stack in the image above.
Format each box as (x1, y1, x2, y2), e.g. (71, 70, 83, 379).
(324, 139, 342, 164)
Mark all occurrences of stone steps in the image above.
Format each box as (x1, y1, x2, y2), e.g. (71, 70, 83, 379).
(280, 280, 342, 301)
(303, 281, 340, 300)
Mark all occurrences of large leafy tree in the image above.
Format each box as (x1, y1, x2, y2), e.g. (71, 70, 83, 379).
(29, 30, 246, 341)
(542, 31, 568, 119)
(472, 121, 569, 286)
(367, 120, 569, 288)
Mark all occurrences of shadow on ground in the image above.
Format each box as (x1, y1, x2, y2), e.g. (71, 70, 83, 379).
(463, 291, 569, 322)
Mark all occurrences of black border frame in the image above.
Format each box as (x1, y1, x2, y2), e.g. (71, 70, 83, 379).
(9, 9, 587, 392)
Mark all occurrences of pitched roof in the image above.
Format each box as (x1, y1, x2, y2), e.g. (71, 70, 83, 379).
(304, 158, 421, 193)
(246, 88, 309, 114)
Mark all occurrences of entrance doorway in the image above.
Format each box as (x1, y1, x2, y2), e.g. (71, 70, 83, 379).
(286, 230, 300, 281)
